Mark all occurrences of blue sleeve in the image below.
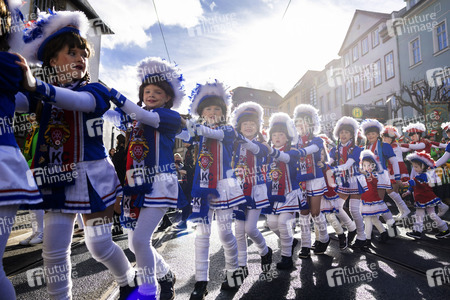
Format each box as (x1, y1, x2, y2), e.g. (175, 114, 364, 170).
(382, 143, 395, 159)
(78, 83, 110, 116)
(416, 173, 428, 183)
(253, 141, 269, 157)
(222, 125, 236, 144)
(330, 147, 336, 159)
(0, 52, 23, 96)
(349, 146, 362, 163)
(408, 179, 415, 192)
(446, 143, 450, 153)
(286, 149, 301, 161)
(311, 136, 324, 150)
(153, 108, 181, 134)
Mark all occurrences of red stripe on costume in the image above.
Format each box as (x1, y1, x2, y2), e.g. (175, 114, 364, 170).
(145, 196, 178, 200)
(101, 184, 121, 199)
(0, 188, 40, 194)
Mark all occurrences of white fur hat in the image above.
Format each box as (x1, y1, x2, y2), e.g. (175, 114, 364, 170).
(403, 122, 426, 134)
(268, 112, 298, 145)
(360, 149, 382, 172)
(333, 116, 359, 140)
(230, 101, 263, 131)
(406, 151, 435, 167)
(21, 10, 90, 64)
(382, 125, 401, 139)
(137, 57, 185, 110)
(189, 80, 232, 119)
(5, 0, 24, 52)
(293, 104, 321, 135)
(441, 122, 450, 132)
(360, 119, 384, 138)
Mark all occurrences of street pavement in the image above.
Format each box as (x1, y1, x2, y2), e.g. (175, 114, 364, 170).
(5, 203, 450, 300)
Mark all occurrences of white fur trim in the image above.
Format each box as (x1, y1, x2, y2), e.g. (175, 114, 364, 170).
(6, 0, 24, 52)
(333, 116, 359, 140)
(406, 152, 435, 167)
(402, 122, 426, 133)
(441, 122, 450, 132)
(268, 112, 298, 145)
(360, 119, 384, 138)
(21, 10, 90, 64)
(136, 57, 185, 110)
(230, 101, 263, 130)
(382, 125, 401, 138)
(189, 80, 231, 118)
(293, 104, 321, 135)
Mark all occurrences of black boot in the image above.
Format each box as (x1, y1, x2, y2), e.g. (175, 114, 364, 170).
(158, 270, 176, 300)
(276, 256, 293, 270)
(157, 214, 173, 232)
(338, 233, 347, 250)
(221, 269, 244, 290)
(379, 231, 389, 243)
(314, 238, 330, 255)
(261, 247, 272, 272)
(347, 229, 357, 246)
(298, 247, 311, 259)
(291, 238, 299, 256)
(190, 281, 208, 300)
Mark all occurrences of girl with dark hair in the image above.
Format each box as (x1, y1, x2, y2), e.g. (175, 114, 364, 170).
(109, 57, 187, 300)
(16, 10, 135, 300)
(329, 117, 368, 249)
(230, 102, 272, 276)
(0, 1, 43, 298)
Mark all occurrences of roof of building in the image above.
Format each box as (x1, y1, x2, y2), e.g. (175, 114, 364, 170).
(71, 0, 114, 34)
(231, 86, 283, 107)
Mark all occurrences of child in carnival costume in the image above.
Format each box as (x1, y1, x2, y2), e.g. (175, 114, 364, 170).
(329, 117, 368, 249)
(402, 123, 449, 217)
(361, 119, 409, 224)
(360, 150, 394, 247)
(261, 112, 301, 269)
(313, 134, 356, 252)
(109, 57, 187, 299)
(186, 80, 247, 299)
(292, 104, 330, 258)
(403, 152, 450, 239)
(17, 9, 135, 299)
(230, 101, 272, 276)
(0, 1, 43, 298)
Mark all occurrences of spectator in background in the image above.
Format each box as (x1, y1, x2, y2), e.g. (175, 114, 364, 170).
(174, 144, 195, 230)
(109, 148, 115, 158)
(111, 134, 126, 236)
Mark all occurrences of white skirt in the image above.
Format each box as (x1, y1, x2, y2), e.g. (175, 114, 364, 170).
(361, 199, 389, 216)
(271, 189, 300, 214)
(142, 173, 179, 208)
(51, 157, 122, 213)
(306, 177, 327, 197)
(336, 174, 368, 195)
(0, 146, 42, 206)
(248, 184, 270, 209)
(210, 178, 246, 209)
(376, 170, 392, 190)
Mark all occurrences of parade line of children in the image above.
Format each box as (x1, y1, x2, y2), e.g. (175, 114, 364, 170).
(1, 4, 449, 300)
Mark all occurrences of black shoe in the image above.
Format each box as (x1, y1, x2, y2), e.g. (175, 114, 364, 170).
(261, 247, 272, 272)
(298, 247, 311, 259)
(338, 233, 347, 250)
(351, 238, 366, 250)
(364, 239, 372, 248)
(378, 231, 389, 243)
(347, 229, 357, 245)
(157, 215, 173, 232)
(310, 240, 318, 250)
(190, 281, 208, 300)
(119, 271, 139, 300)
(158, 270, 176, 300)
(276, 255, 293, 270)
(406, 231, 422, 239)
(221, 269, 245, 290)
(240, 266, 249, 279)
(436, 230, 450, 239)
(291, 238, 299, 256)
(314, 238, 330, 255)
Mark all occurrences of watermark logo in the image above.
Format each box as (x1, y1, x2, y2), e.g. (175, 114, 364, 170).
(87, 18, 113, 37)
(426, 267, 450, 287)
(386, 12, 438, 37)
(26, 163, 78, 187)
(326, 263, 378, 287)
(326, 64, 380, 88)
(426, 66, 449, 87)
(187, 13, 237, 37)
(26, 264, 77, 288)
(86, 117, 104, 137)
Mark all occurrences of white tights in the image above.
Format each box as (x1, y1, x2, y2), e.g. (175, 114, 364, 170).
(364, 216, 386, 238)
(235, 209, 268, 267)
(0, 205, 19, 300)
(195, 208, 238, 281)
(43, 212, 133, 300)
(267, 213, 294, 257)
(127, 207, 170, 296)
(413, 207, 449, 233)
(349, 198, 366, 240)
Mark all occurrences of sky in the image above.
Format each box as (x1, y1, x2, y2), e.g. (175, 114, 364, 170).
(90, 0, 405, 113)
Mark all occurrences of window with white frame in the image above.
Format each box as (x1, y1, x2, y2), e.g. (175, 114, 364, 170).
(352, 45, 359, 62)
(363, 68, 371, 92)
(410, 38, 421, 65)
(434, 21, 448, 53)
(354, 74, 361, 97)
(310, 87, 317, 106)
(362, 36, 369, 55)
(372, 28, 380, 48)
(344, 52, 350, 67)
(326, 92, 331, 111)
(385, 52, 395, 80)
(373, 60, 382, 86)
(335, 86, 342, 107)
(345, 80, 352, 101)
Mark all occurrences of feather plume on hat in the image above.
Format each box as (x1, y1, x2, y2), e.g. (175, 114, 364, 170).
(189, 80, 231, 119)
